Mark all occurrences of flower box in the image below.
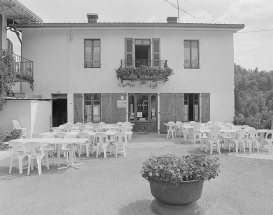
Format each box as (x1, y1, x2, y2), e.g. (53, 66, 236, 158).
(122, 75, 137, 80)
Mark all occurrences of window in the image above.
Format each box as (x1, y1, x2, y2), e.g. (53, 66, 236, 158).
(84, 39, 101, 68)
(184, 40, 199, 69)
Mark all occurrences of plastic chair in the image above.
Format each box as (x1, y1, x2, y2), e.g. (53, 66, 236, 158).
(245, 130, 259, 153)
(261, 131, 273, 154)
(77, 132, 93, 157)
(221, 127, 233, 150)
(63, 124, 72, 132)
(113, 132, 127, 157)
(166, 123, 176, 139)
(175, 122, 183, 137)
(57, 135, 77, 166)
(192, 124, 201, 144)
(12, 120, 27, 138)
(75, 122, 83, 125)
(25, 142, 45, 175)
(199, 127, 210, 150)
(205, 130, 221, 154)
(230, 130, 246, 153)
(9, 141, 27, 174)
(209, 125, 221, 131)
(94, 133, 110, 158)
(42, 135, 56, 168)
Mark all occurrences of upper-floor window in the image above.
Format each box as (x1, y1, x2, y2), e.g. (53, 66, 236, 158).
(184, 40, 199, 69)
(84, 39, 101, 68)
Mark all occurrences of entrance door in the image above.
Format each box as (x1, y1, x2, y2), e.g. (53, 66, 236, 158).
(184, 94, 199, 122)
(128, 93, 158, 133)
(52, 94, 67, 127)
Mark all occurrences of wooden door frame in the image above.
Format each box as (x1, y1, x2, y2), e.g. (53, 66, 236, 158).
(128, 93, 158, 132)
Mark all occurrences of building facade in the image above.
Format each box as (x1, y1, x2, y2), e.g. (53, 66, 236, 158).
(16, 15, 244, 133)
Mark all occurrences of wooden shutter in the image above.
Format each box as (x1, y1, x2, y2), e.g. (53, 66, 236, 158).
(200, 93, 210, 122)
(125, 38, 134, 66)
(74, 94, 83, 123)
(111, 93, 127, 123)
(160, 93, 176, 134)
(101, 93, 111, 123)
(93, 40, 101, 68)
(152, 38, 160, 67)
(175, 93, 184, 122)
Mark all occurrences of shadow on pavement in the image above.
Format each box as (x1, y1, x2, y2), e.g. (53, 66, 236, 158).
(118, 199, 153, 215)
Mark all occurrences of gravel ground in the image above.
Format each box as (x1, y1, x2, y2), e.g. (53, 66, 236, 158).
(0, 133, 273, 215)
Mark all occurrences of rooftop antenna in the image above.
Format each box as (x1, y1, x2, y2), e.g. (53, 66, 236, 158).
(164, 0, 194, 23)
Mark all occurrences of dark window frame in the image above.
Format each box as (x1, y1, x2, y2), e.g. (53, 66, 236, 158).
(84, 39, 101, 68)
(184, 40, 200, 69)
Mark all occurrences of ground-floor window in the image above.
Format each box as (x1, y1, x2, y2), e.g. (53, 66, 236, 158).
(74, 93, 101, 123)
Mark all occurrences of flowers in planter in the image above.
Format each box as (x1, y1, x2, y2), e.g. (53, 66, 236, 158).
(115, 65, 174, 82)
(2, 129, 22, 142)
(141, 154, 220, 185)
(15, 73, 34, 90)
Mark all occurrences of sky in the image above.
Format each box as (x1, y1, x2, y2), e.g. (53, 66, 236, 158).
(7, 0, 273, 71)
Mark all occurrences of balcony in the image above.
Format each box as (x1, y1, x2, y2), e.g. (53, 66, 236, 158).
(1, 49, 33, 83)
(116, 59, 173, 82)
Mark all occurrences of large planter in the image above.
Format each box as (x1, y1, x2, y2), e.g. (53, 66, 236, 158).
(150, 179, 204, 215)
(150, 179, 204, 205)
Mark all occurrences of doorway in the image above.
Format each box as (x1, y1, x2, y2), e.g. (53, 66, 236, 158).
(52, 94, 67, 127)
(135, 39, 151, 67)
(128, 93, 157, 133)
(184, 94, 199, 121)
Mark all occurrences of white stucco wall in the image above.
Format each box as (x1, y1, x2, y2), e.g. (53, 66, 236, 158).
(21, 26, 235, 123)
(0, 100, 51, 138)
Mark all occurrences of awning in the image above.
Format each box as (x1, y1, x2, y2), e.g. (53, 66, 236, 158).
(0, 0, 42, 24)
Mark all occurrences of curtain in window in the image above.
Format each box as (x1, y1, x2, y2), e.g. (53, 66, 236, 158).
(184, 41, 191, 68)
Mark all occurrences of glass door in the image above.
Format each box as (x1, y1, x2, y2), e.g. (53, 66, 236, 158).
(136, 94, 149, 122)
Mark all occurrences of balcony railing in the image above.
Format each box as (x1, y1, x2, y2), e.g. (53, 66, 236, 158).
(1, 49, 33, 81)
(120, 59, 168, 68)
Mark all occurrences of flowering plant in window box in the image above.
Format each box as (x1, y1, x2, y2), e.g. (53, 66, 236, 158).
(115, 65, 174, 83)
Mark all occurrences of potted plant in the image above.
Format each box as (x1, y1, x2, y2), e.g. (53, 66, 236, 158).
(141, 154, 220, 214)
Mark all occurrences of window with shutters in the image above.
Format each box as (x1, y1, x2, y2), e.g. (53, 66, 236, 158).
(184, 40, 199, 69)
(84, 39, 101, 68)
(125, 38, 161, 68)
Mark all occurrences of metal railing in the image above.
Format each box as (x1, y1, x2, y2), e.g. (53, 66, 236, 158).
(1, 49, 33, 78)
(120, 59, 168, 68)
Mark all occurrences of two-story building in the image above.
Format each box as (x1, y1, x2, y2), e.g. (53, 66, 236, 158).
(14, 14, 244, 133)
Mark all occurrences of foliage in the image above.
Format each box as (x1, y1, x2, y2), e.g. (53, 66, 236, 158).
(234, 64, 273, 128)
(141, 154, 220, 185)
(3, 129, 22, 142)
(0, 50, 34, 111)
(0, 127, 7, 150)
(115, 65, 174, 82)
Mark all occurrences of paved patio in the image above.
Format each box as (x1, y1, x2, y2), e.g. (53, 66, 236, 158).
(0, 133, 273, 215)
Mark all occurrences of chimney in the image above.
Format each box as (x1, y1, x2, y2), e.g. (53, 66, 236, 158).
(87, 13, 98, 23)
(167, 17, 178, 24)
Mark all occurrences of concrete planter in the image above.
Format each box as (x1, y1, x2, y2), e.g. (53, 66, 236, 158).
(150, 179, 204, 215)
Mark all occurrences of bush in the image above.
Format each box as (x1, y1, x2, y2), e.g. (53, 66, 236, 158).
(141, 154, 220, 185)
(3, 129, 22, 142)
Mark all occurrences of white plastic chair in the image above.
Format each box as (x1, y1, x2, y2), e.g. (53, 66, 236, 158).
(205, 130, 221, 154)
(230, 130, 246, 153)
(192, 124, 201, 144)
(245, 130, 259, 153)
(199, 127, 210, 150)
(77, 132, 93, 157)
(94, 133, 110, 158)
(261, 131, 273, 154)
(113, 132, 127, 157)
(57, 135, 77, 166)
(25, 142, 45, 175)
(12, 120, 27, 138)
(42, 135, 56, 168)
(166, 123, 176, 139)
(75, 122, 83, 125)
(8, 141, 27, 174)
